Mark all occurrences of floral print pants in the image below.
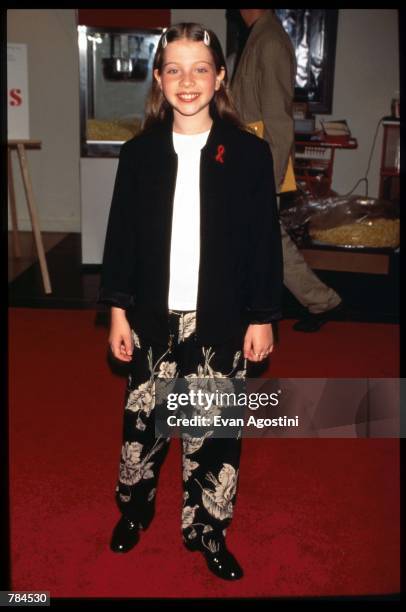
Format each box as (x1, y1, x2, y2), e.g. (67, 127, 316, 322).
(115, 310, 247, 548)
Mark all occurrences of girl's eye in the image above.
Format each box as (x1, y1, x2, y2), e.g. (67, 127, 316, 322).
(164, 66, 210, 75)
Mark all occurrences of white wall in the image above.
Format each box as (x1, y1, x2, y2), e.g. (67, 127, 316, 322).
(81, 158, 118, 264)
(318, 9, 399, 196)
(171, 9, 226, 52)
(7, 9, 80, 232)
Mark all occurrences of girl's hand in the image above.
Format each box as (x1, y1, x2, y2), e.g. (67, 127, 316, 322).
(243, 323, 274, 362)
(108, 307, 133, 362)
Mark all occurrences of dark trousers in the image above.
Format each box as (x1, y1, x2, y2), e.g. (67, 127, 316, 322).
(115, 310, 246, 546)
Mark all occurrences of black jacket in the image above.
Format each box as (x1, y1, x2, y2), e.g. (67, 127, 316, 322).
(98, 111, 283, 346)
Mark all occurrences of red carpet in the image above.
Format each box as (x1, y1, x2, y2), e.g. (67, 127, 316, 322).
(8, 308, 400, 597)
(269, 320, 399, 378)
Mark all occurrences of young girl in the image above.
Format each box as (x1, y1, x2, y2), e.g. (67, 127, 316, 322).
(98, 23, 282, 582)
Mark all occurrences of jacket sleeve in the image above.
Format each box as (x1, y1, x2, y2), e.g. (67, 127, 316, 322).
(257, 37, 296, 191)
(97, 141, 137, 309)
(245, 140, 283, 324)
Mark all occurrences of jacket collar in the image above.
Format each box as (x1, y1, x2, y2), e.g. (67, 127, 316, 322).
(145, 109, 234, 159)
(248, 10, 279, 42)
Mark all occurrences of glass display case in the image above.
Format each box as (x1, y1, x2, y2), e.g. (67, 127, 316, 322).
(78, 25, 163, 157)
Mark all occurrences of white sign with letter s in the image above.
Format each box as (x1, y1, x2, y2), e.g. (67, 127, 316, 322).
(7, 43, 30, 140)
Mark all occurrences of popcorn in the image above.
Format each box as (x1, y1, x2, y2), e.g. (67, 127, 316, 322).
(86, 118, 141, 141)
(310, 218, 399, 248)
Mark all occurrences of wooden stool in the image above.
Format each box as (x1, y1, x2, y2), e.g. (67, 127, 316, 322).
(8, 140, 52, 294)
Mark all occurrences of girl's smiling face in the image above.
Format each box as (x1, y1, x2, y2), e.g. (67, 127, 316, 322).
(154, 39, 225, 128)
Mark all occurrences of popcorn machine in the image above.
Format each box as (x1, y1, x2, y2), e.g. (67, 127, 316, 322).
(78, 25, 163, 157)
(78, 25, 163, 264)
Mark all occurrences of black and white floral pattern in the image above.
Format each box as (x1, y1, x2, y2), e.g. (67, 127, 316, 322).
(119, 438, 164, 486)
(114, 310, 245, 541)
(177, 311, 196, 342)
(199, 463, 238, 521)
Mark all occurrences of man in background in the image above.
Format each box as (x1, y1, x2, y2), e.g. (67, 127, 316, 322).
(230, 8, 344, 332)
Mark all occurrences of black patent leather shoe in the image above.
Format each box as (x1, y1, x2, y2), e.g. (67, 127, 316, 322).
(184, 534, 244, 581)
(110, 516, 141, 553)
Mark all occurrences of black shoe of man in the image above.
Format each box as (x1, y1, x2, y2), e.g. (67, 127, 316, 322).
(184, 533, 244, 581)
(293, 302, 346, 332)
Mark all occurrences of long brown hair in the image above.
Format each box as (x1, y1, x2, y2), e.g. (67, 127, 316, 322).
(143, 22, 245, 131)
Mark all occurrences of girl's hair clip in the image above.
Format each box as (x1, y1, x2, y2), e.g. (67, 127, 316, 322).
(161, 28, 210, 49)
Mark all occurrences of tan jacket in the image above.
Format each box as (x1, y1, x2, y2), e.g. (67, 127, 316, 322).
(231, 11, 296, 190)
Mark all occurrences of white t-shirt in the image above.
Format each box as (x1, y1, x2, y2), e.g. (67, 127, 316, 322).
(168, 129, 210, 310)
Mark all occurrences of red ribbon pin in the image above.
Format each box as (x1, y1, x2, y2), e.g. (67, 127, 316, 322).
(215, 144, 225, 164)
